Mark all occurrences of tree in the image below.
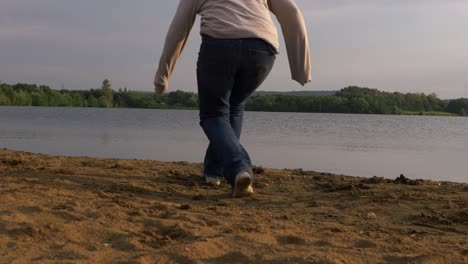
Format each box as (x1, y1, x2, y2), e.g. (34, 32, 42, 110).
(446, 98, 468, 115)
(391, 106, 401, 115)
(101, 79, 113, 107)
(1, 84, 14, 99)
(88, 95, 99, 108)
(349, 97, 370, 113)
(460, 108, 466, 116)
(71, 92, 86, 107)
(31, 92, 48, 106)
(47, 89, 71, 106)
(12, 90, 32, 106)
(0, 91, 10, 105)
(98, 96, 110, 108)
(0, 81, 461, 115)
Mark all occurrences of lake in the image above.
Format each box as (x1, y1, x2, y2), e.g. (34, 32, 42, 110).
(1, 106, 467, 183)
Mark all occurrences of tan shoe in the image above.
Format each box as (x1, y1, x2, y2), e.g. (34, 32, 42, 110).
(205, 175, 221, 187)
(246, 184, 254, 195)
(232, 171, 254, 198)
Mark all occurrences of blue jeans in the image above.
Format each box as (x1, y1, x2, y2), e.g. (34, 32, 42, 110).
(197, 35, 276, 185)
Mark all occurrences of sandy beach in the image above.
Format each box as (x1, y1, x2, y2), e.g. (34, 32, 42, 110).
(0, 148, 466, 263)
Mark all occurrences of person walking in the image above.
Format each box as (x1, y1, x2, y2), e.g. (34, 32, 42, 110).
(154, 0, 311, 198)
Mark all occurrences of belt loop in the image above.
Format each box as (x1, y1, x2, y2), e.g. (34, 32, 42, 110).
(239, 38, 243, 56)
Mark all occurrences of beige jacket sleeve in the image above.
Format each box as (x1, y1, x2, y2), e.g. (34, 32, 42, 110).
(268, 0, 312, 85)
(154, 0, 199, 93)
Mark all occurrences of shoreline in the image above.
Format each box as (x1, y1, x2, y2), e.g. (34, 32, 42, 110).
(1, 149, 467, 263)
(1, 104, 466, 117)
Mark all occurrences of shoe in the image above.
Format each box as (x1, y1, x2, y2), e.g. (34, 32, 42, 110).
(205, 175, 221, 187)
(232, 171, 254, 198)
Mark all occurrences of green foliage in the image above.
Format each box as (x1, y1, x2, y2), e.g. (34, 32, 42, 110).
(88, 95, 99, 107)
(446, 98, 468, 116)
(0, 82, 465, 116)
(48, 89, 72, 106)
(244, 86, 452, 115)
(0, 91, 10, 105)
(101, 79, 113, 107)
(167, 90, 198, 107)
(12, 90, 32, 106)
(98, 96, 110, 108)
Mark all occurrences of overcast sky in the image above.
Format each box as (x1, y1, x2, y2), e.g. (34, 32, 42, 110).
(1, 0, 467, 98)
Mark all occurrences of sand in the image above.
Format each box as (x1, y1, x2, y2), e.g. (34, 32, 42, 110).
(0, 148, 467, 263)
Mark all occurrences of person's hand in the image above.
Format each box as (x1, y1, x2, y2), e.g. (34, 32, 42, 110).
(154, 82, 167, 95)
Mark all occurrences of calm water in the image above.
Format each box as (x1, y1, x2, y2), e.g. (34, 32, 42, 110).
(1, 106, 467, 183)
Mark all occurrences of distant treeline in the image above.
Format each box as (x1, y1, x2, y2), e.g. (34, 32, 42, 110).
(0, 80, 197, 109)
(0, 81, 467, 116)
(247, 87, 467, 116)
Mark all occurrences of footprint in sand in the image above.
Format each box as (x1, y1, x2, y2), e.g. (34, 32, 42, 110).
(137, 220, 196, 248)
(354, 239, 377, 248)
(33, 250, 88, 262)
(383, 254, 445, 264)
(51, 201, 83, 222)
(83, 208, 103, 219)
(313, 240, 332, 247)
(17, 206, 43, 214)
(276, 235, 307, 245)
(0, 210, 14, 216)
(205, 252, 252, 263)
(6, 241, 16, 249)
(4, 222, 39, 240)
(52, 201, 78, 212)
(106, 233, 137, 251)
(53, 210, 84, 222)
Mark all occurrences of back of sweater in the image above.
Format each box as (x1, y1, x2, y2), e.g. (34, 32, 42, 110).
(155, 0, 311, 93)
(198, 0, 279, 48)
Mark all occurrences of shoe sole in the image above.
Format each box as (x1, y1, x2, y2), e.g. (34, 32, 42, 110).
(204, 175, 221, 187)
(205, 178, 221, 187)
(232, 173, 253, 198)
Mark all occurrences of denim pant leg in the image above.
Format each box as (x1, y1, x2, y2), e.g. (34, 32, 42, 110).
(199, 116, 251, 184)
(227, 55, 275, 175)
(229, 102, 252, 170)
(203, 102, 247, 179)
(197, 36, 275, 185)
(203, 143, 223, 178)
(197, 38, 246, 184)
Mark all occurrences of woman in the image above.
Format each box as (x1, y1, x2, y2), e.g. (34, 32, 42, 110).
(154, 0, 311, 198)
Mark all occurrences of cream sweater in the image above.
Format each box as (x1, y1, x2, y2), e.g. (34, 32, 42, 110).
(154, 0, 311, 92)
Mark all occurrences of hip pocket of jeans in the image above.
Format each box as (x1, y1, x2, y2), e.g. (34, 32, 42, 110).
(248, 48, 275, 57)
